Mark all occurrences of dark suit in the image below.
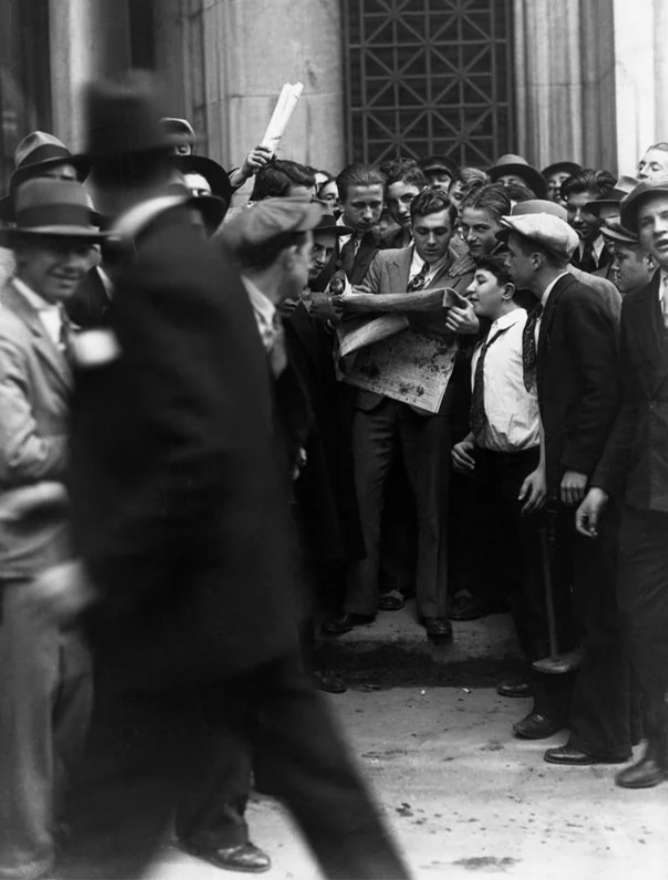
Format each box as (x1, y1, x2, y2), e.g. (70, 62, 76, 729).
(593, 271, 668, 743)
(59, 201, 409, 880)
(344, 246, 473, 619)
(537, 273, 631, 759)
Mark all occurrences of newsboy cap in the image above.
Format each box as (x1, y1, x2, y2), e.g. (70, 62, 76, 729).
(497, 212, 579, 262)
(620, 180, 668, 233)
(511, 199, 567, 221)
(222, 197, 325, 254)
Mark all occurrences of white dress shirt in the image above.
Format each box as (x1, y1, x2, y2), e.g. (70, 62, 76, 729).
(578, 235, 605, 268)
(12, 277, 64, 349)
(337, 214, 360, 253)
(471, 308, 540, 452)
(408, 247, 450, 287)
(241, 276, 277, 352)
(659, 271, 668, 327)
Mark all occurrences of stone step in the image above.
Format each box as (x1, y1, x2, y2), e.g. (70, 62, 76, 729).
(316, 601, 524, 687)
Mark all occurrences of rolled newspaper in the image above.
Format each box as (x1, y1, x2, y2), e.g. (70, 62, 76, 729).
(260, 82, 304, 154)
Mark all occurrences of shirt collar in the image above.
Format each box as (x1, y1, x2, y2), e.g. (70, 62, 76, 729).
(490, 308, 524, 333)
(241, 275, 276, 327)
(12, 276, 59, 312)
(541, 271, 569, 307)
(411, 246, 450, 276)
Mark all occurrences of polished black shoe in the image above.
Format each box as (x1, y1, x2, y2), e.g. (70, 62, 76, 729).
(184, 841, 271, 874)
(313, 669, 347, 694)
(447, 594, 491, 621)
(321, 612, 375, 635)
(616, 746, 668, 789)
(497, 679, 533, 699)
(544, 743, 629, 766)
(421, 616, 453, 639)
(513, 712, 562, 740)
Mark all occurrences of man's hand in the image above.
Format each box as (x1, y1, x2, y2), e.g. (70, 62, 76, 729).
(560, 470, 588, 506)
(444, 300, 479, 335)
(24, 560, 98, 627)
(451, 437, 476, 473)
(303, 289, 343, 323)
(240, 145, 273, 178)
(519, 465, 546, 515)
(575, 487, 609, 538)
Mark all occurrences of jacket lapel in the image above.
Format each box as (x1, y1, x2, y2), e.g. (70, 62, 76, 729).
(536, 273, 571, 384)
(626, 272, 668, 397)
(388, 248, 412, 292)
(0, 280, 72, 392)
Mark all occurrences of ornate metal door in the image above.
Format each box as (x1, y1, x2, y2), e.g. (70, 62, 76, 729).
(342, 0, 514, 166)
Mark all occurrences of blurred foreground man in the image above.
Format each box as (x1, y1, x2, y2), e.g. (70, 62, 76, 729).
(578, 181, 668, 788)
(0, 179, 98, 880)
(32, 75, 409, 880)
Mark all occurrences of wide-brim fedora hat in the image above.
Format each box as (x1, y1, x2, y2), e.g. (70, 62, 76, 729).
(172, 155, 233, 208)
(312, 200, 354, 236)
(0, 178, 105, 248)
(542, 160, 583, 180)
(82, 72, 190, 161)
(620, 180, 668, 233)
(489, 154, 548, 199)
(585, 174, 639, 218)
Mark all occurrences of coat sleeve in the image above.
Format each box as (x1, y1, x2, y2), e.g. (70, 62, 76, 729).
(0, 336, 67, 485)
(591, 302, 638, 494)
(559, 291, 621, 477)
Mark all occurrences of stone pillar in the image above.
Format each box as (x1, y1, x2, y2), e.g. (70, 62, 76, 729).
(49, 0, 131, 151)
(513, 0, 617, 174)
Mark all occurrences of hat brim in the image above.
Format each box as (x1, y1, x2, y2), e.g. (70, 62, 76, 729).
(0, 226, 106, 248)
(489, 163, 548, 198)
(315, 222, 354, 237)
(10, 156, 91, 194)
(620, 183, 668, 233)
(172, 155, 233, 208)
(601, 225, 639, 246)
(584, 198, 621, 217)
(541, 162, 582, 179)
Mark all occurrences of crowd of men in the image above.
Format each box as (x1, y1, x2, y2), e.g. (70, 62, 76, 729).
(0, 69, 667, 880)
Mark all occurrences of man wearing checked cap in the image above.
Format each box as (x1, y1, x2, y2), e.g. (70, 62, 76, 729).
(499, 210, 634, 770)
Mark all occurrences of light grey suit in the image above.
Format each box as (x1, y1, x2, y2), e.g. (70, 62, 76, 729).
(344, 246, 474, 619)
(0, 279, 92, 880)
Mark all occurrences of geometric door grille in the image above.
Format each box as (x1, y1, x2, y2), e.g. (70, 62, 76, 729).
(342, 0, 515, 168)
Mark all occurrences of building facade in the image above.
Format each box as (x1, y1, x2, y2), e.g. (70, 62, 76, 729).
(1, 0, 666, 191)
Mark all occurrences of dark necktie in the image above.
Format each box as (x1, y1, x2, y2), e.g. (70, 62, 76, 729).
(576, 240, 597, 273)
(339, 237, 358, 277)
(407, 262, 430, 292)
(268, 312, 287, 378)
(58, 310, 76, 367)
(470, 326, 512, 441)
(522, 304, 543, 392)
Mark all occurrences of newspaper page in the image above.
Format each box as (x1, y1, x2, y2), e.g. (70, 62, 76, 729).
(336, 314, 410, 358)
(341, 326, 458, 413)
(261, 83, 304, 153)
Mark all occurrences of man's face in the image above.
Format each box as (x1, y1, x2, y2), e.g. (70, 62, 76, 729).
(280, 231, 314, 300)
(426, 171, 452, 193)
(637, 148, 668, 181)
(309, 231, 336, 281)
(546, 171, 571, 204)
(497, 173, 527, 190)
(16, 237, 95, 303)
(340, 184, 383, 233)
(386, 181, 421, 229)
(460, 207, 501, 259)
(40, 163, 78, 183)
(466, 268, 509, 320)
(566, 190, 600, 242)
(505, 232, 536, 289)
(448, 180, 464, 214)
(412, 209, 453, 264)
(611, 243, 653, 294)
(637, 195, 668, 268)
(319, 181, 340, 217)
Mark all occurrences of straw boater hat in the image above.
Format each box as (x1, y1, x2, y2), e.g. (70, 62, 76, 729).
(0, 132, 91, 223)
(488, 154, 548, 199)
(0, 178, 105, 248)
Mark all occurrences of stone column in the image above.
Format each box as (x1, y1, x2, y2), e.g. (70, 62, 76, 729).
(49, 0, 131, 151)
(513, 0, 617, 173)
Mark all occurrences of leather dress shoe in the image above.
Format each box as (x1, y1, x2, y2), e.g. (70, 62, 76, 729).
(544, 743, 628, 766)
(616, 744, 668, 789)
(313, 669, 347, 694)
(421, 617, 453, 639)
(497, 679, 533, 699)
(184, 841, 271, 873)
(448, 594, 492, 621)
(513, 712, 562, 740)
(321, 612, 375, 635)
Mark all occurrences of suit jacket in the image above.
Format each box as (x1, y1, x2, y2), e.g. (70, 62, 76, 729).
(338, 228, 382, 285)
(69, 202, 300, 689)
(0, 280, 71, 577)
(567, 264, 621, 323)
(537, 273, 621, 494)
(353, 245, 474, 416)
(593, 272, 668, 511)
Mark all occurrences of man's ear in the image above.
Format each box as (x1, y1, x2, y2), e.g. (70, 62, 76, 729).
(502, 282, 515, 300)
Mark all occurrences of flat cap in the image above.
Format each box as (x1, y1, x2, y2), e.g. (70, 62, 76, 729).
(498, 212, 579, 261)
(620, 180, 668, 233)
(601, 218, 639, 246)
(222, 197, 325, 253)
(511, 199, 567, 221)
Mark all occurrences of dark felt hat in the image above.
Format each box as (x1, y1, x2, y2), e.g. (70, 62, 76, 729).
(489, 154, 548, 199)
(313, 201, 353, 236)
(600, 218, 639, 246)
(0, 178, 105, 247)
(172, 155, 233, 209)
(620, 180, 668, 233)
(541, 161, 583, 180)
